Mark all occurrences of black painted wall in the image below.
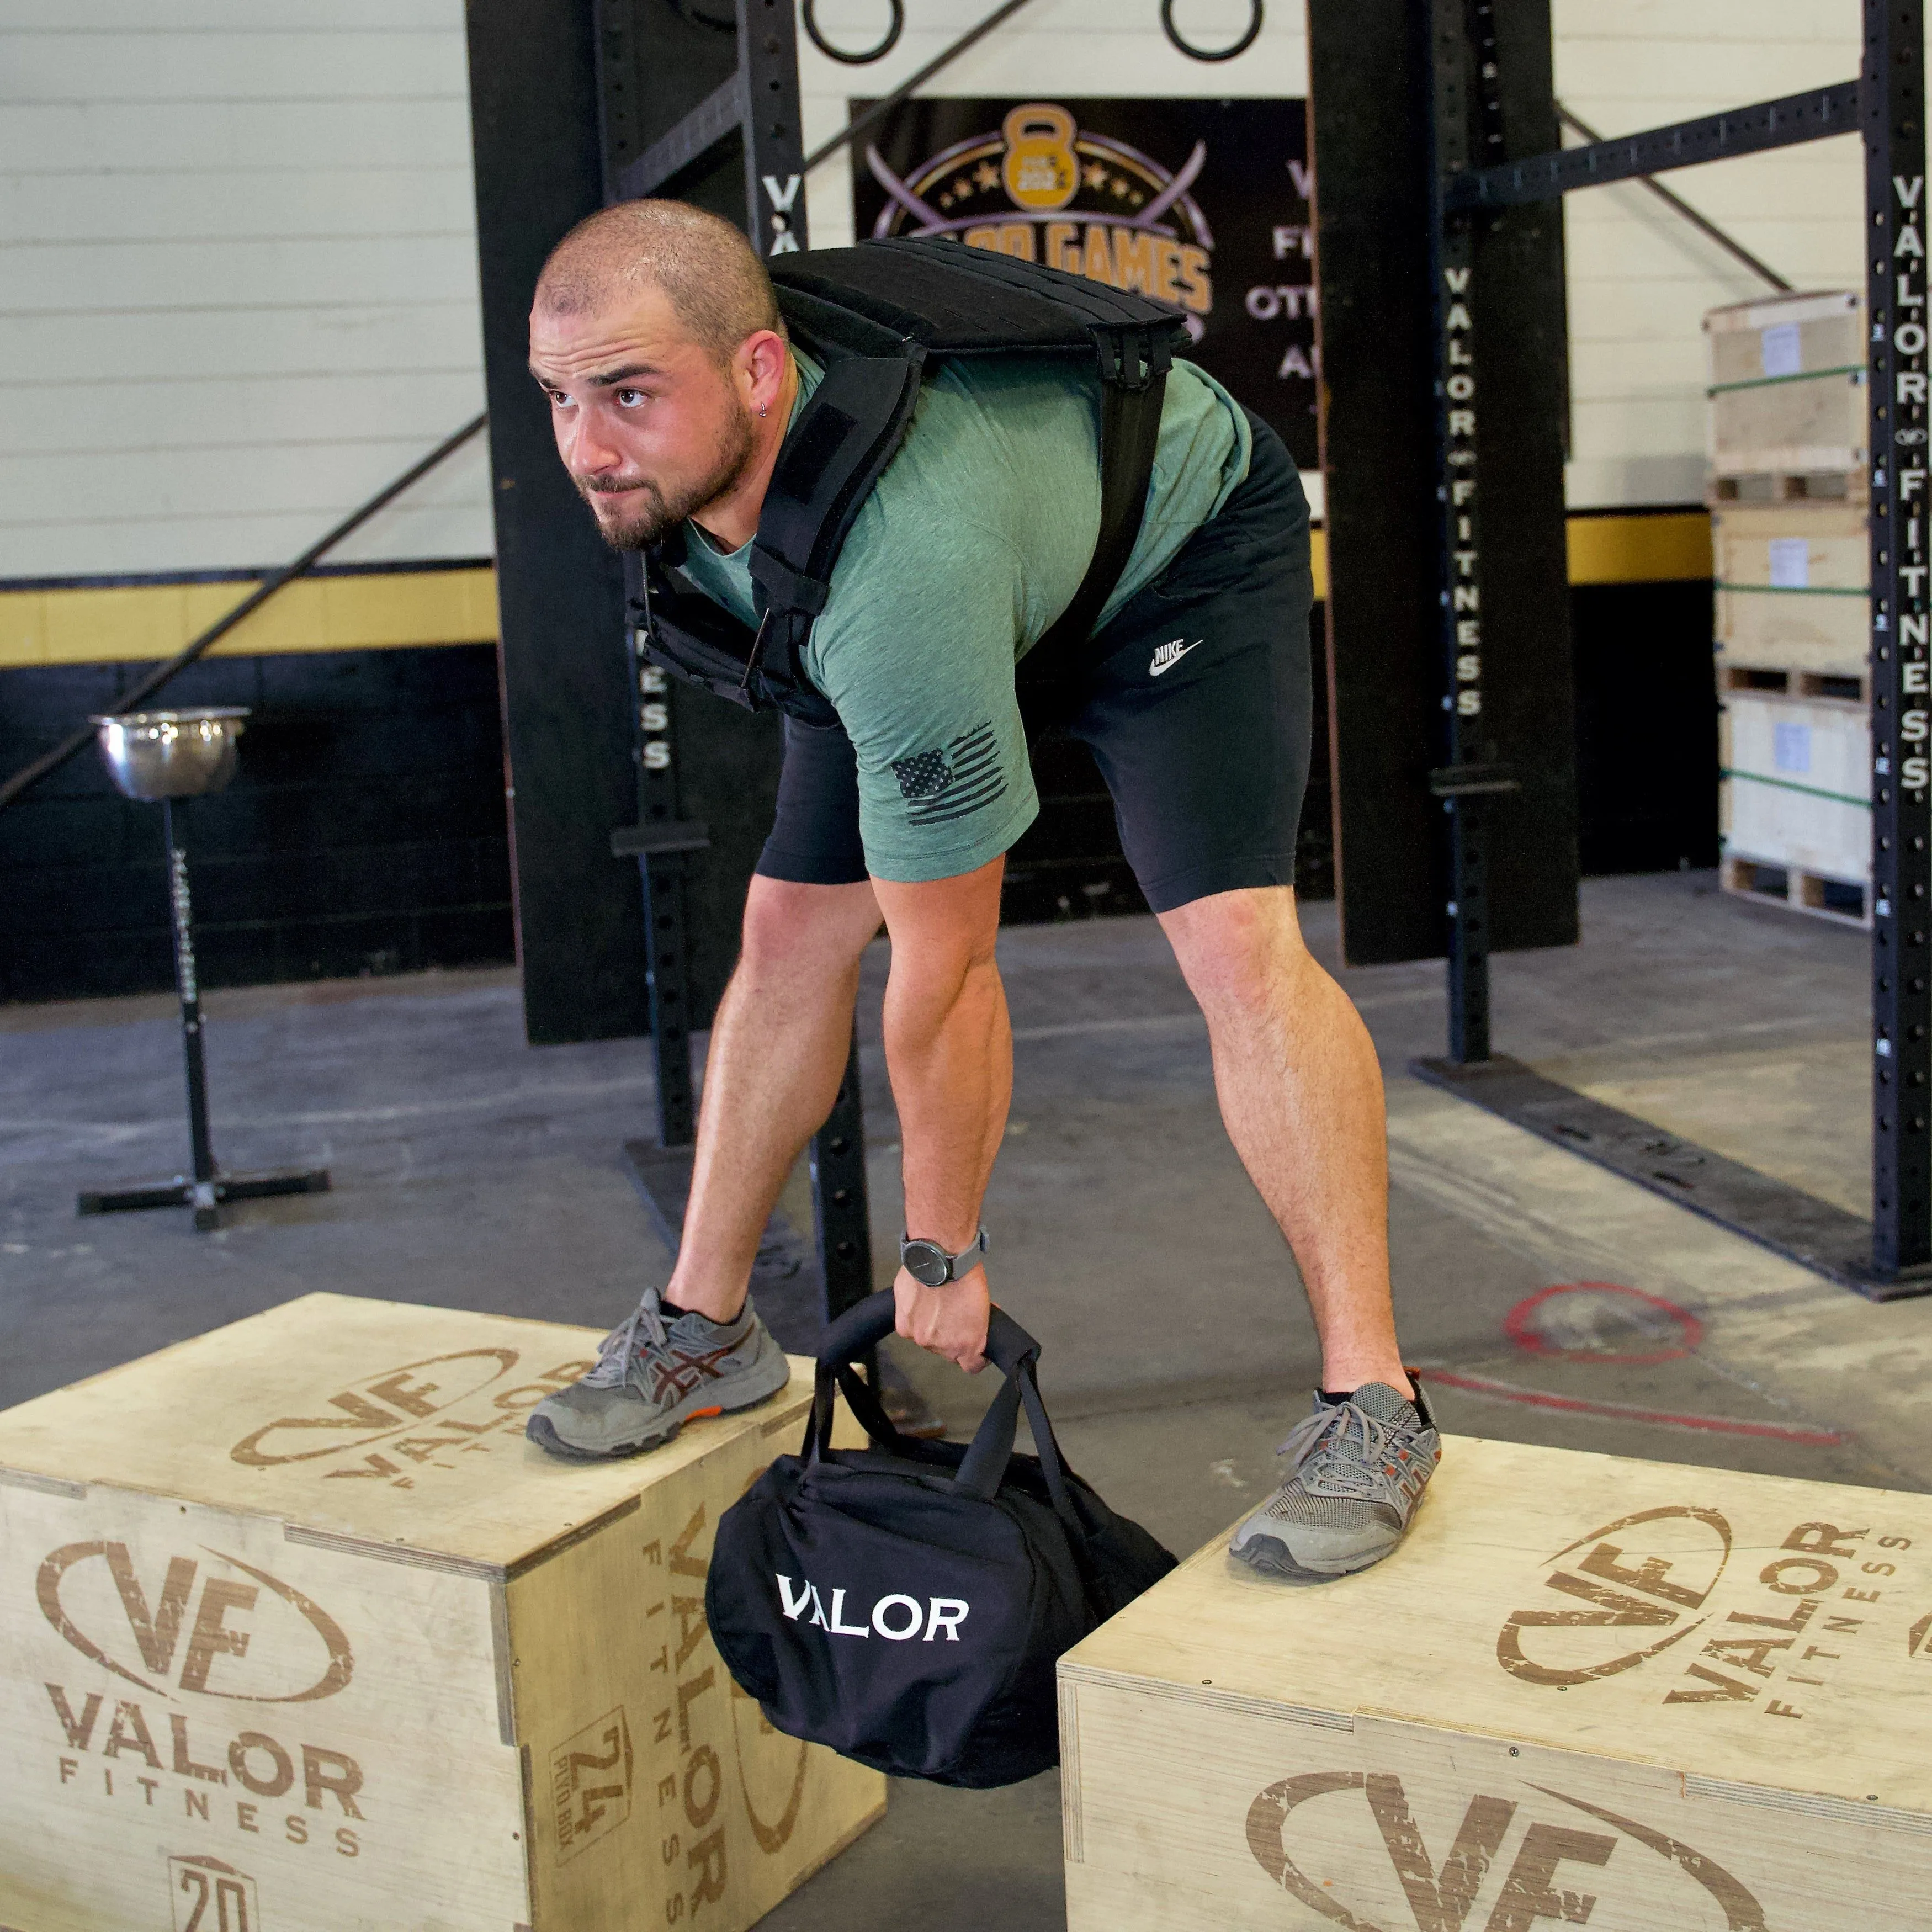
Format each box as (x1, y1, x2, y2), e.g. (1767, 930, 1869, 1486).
(0, 580, 1714, 1006)
(1004, 576, 1709, 926)
(1572, 580, 1721, 875)
(0, 646, 513, 1005)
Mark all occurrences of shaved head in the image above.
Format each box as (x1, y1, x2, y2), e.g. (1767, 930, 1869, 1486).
(535, 199, 783, 363)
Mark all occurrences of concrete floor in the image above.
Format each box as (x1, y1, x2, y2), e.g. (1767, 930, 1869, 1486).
(2, 868, 1924, 1930)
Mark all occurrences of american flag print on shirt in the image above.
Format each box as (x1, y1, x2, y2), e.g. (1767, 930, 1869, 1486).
(890, 721, 1007, 826)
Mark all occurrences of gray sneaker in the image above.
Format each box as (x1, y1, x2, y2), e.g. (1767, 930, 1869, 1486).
(1228, 1381, 1440, 1583)
(526, 1287, 792, 1461)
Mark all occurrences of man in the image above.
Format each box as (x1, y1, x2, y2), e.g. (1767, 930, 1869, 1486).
(523, 200, 1437, 1583)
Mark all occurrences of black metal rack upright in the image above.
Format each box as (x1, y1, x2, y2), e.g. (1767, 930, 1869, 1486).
(1414, 0, 1932, 1296)
(593, 0, 875, 1326)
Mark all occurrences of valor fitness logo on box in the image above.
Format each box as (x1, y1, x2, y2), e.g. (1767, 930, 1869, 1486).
(226, 1344, 592, 1488)
(1495, 1504, 1919, 1718)
(33, 1539, 367, 1857)
(1245, 1769, 1767, 1931)
(39, 1541, 352, 1703)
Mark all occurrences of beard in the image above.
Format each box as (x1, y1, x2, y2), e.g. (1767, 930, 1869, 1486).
(577, 405, 758, 552)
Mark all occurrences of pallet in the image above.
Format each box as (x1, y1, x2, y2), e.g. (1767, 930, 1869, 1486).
(1061, 1436, 1932, 1931)
(0, 1293, 883, 1932)
(1722, 662, 1870, 704)
(1707, 465, 1867, 507)
(1723, 851, 1871, 928)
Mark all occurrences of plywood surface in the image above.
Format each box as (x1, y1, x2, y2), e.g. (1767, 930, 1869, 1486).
(1061, 1435, 1932, 1813)
(0, 1293, 815, 1570)
(2, 1477, 527, 1932)
(1064, 1689, 1932, 1932)
(511, 1408, 885, 1931)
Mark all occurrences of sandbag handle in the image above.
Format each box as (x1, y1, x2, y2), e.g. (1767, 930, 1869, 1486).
(806, 1291, 1087, 1543)
(815, 1287, 1041, 1376)
(805, 1354, 901, 1459)
(804, 1291, 1040, 1463)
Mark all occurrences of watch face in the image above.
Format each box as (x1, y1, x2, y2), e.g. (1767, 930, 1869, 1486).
(902, 1241, 949, 1287)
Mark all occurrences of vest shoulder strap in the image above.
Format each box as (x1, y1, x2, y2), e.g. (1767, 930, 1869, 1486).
(641, 240, 1189, 728)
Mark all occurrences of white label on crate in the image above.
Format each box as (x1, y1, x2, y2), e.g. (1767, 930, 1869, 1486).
(1767, 536, 1811, 588)
(1774, 721, 1813, 773)
(1760, 321, 1803, 378)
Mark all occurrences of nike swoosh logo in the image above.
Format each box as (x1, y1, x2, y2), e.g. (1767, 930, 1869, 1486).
(1149, 640, 1203, 676)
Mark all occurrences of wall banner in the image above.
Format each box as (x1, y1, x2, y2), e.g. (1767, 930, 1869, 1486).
(850, 97, 1317, 471)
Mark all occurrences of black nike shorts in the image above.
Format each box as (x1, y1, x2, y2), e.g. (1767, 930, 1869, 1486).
(754, 408, 1314, 915)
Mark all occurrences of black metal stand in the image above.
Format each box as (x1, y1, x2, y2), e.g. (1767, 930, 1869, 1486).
(77, 799, 330, 1232)
(1411, 0, 1932, 1299)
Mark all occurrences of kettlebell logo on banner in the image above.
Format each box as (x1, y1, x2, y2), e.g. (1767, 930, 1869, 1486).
(863, 101, 1217, 334)
(1001, 105, 1080, 211)
(775, 1573, 969, 1641)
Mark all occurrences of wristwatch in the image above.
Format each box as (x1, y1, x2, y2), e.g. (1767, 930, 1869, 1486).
(899, 1227, 989, 1288)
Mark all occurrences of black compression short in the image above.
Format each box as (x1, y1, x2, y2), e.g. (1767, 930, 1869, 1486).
(754, 409, 1314, 915)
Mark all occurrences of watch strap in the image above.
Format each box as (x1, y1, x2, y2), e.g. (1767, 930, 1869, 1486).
(900, 1226, 988, 1285)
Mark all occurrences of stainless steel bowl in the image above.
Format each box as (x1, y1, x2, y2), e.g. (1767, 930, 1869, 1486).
(91, 708, 250, 801)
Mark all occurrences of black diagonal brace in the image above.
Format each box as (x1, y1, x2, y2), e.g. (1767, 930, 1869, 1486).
(616, 70, 747, 201)
(1447, 78, 1861, 211)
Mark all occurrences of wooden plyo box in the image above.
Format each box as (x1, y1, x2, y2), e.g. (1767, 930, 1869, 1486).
(0, 1293, 883, 1932)
(1060, 1436, 1932, 1932)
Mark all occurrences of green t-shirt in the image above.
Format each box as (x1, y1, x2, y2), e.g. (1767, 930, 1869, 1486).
(679, 347, 1251, 882)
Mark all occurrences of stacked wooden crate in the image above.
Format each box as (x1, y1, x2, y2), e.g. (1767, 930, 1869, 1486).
(1707, 289, 1872, 925)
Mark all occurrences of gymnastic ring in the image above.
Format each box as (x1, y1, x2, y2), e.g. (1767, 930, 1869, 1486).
(803, 0, 905, 63)
(1160, 0, 1263, 62)
(668, 0, 737, 33)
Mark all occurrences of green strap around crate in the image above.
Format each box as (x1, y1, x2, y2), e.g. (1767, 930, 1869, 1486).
(1706, 364, 1865, 395)
(1721, 767, 1870, 809)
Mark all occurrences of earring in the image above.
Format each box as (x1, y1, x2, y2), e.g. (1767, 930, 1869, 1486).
(760, 403, 768, 417)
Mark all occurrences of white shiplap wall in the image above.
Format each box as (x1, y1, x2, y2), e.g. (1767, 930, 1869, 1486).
(0, 0, 1891, 581)
(1553, 0, 1867, 508)
(795, 0, 1304, 250)
(0, 0, 489, 580)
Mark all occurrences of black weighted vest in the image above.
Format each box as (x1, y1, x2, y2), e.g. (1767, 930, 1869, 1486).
(631, 237, 1188, 734)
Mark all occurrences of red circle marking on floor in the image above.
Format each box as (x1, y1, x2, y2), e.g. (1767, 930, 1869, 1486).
(1502, 1281, 1703, 1365)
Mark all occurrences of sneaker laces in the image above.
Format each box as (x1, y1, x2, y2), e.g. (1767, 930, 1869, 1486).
(1273, 1400, 1411, 1503)
(581, 1286, 672, 1390)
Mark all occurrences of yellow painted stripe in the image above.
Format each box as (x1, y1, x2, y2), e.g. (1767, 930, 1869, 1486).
(1310, 512, 1709, 601)
(0, 566, 497, 670)
(1567, 511, 1712, 586)
(0, 513, 1711, 671)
